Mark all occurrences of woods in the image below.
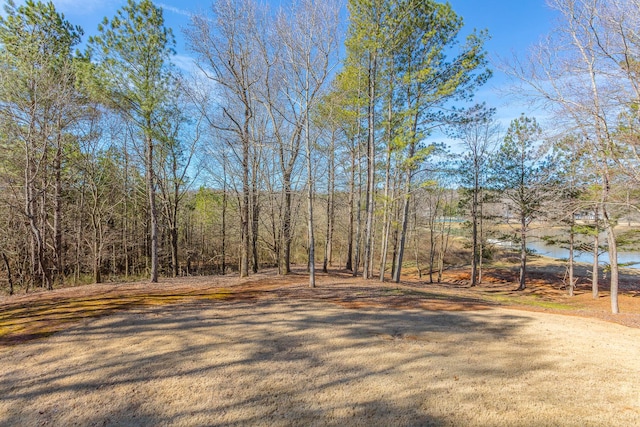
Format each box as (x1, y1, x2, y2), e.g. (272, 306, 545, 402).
(1, 0, 639, 314)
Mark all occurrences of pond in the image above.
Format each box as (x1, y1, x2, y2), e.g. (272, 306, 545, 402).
(526, 238, 640, 269)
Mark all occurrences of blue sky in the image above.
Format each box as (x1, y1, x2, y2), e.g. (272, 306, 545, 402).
(447, 0, 557, 122)
(8, 0, 558, 129)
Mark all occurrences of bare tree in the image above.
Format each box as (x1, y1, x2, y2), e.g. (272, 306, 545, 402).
(502, 0, 640, 312)
(454, 104, 500, 286)
(276, 0, 342, 287)
(186, 0, 261, 277)
(156, 84, 201, 277)
(252, 5, 304, 275)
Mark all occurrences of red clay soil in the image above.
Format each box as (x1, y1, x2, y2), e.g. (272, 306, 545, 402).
(435, 259, 640, 329)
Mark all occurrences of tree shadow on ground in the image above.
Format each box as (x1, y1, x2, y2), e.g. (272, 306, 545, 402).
(0, 299, 551, 426)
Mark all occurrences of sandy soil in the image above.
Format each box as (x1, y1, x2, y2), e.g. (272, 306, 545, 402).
(1, 267, 639, 426)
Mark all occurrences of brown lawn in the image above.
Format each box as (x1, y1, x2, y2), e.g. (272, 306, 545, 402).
(1, 261, 639, 426)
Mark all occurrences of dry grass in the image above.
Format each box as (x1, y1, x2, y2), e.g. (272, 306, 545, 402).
(1, 267, 640, 426)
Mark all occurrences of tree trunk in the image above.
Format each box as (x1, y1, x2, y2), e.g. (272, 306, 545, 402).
(393, 138, 417, 284)
(391, 205, 400, 281)
(592, 205, 599, 299)
(281, 172, 292, 275)
(323, 136, 335, 273)
(305, 87, 315, 288)
(568, 222, 574, 297)
(123, 144, 130, 278)
(368, 209, 376, 278)
(306, 170, 315, 288)
(75, 187, 85, 284)
(94, 232, 101, 284)
(378, 81, 395, 282)
(170, 223, 179, 278)
(393, 183, 410, 283)
(251, 185, 259, 274)
(412, 197, 422, 278)
(470, 162, 479, 287)
(363, 52, 377, 280)
(27, 193, 48, 290)
(40, 189, 50, 289)
(91, 204, 102, 284)
(518, 214, 527, 291)
(221, 161, 228, 275)
(2, 252, 13, 296)
(346, 142, 356, 272)
(240, 133, 250, 277)
(427, 198, 438, 284)
(53, 133, 63, 288)
(437, 215, 454, 283)
(146, 131, 159, 283)
(603, 205, 619, 313)
(353, 140, 363, 277)
(379, 128, 393, 281)
(478, 188, 484, 284)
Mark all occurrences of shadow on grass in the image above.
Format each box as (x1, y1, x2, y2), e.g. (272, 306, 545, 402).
(0, 299, 545, 426)
(0, 280, 492, 346)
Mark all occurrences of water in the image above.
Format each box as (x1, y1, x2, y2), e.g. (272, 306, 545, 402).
(526, 239, 640, 269)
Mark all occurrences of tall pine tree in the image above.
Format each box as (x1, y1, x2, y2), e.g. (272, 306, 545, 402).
(87, 0, 175, 283)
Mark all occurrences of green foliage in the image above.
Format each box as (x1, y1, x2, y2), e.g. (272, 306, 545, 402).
(86, 0, 175, 128)
(344, 0, 491, 171)
(0, 0, 82, 63)
(573, 223, 599, 237)
(616, 229, 640, 251)
(0, 0, 83, 113)
(490, 114, 554, 221)
(190, 187, 225, 226)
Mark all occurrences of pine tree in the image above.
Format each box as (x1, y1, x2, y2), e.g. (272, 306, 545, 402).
(87, 0, 176, 283)
(0, 0, 84, 290)
(491, 115, 555, 291)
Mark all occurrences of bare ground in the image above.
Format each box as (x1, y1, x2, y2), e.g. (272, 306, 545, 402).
(1, 264, 639, 426)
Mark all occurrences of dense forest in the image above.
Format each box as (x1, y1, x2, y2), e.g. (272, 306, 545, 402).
(1, 0, 639, 314)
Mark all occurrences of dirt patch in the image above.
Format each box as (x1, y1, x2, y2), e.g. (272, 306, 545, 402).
(0, 267, 639, 426)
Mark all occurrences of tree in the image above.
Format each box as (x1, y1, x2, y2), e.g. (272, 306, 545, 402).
(0, 0, 84, 290)
(389, 0, 491, 283)
(247, 4, 301, 276)
(328, 65, 367, 274)
(503, 0, 637, 312)
(422, 179, 457, 283)
(344, 0, 490, 281)
(491, 115, 554, 291)
(77, 143, 123, 284)
(156, 84, 201, 277)
(186, 0, 260, 278)
(454, 104, 499, 286)
(315, 94, 344, 274)
(344, 0, 387, 279)
(87, 0, 176, 283)
(276, 0, 341, 287)
(547, 134, 595, 296)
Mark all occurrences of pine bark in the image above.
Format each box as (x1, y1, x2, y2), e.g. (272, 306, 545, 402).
(362, 52, 377, 280)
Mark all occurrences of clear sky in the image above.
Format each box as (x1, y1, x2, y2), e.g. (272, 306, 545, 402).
(7, 0, 559, 129)
(447, 0, 557, 123)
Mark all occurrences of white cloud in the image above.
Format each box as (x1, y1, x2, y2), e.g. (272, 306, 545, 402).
(157, 3, 193, 18)
(173, 54, 198, 73)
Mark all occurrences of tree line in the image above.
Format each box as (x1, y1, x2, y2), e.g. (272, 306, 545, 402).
(0, 0, 638, 314)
